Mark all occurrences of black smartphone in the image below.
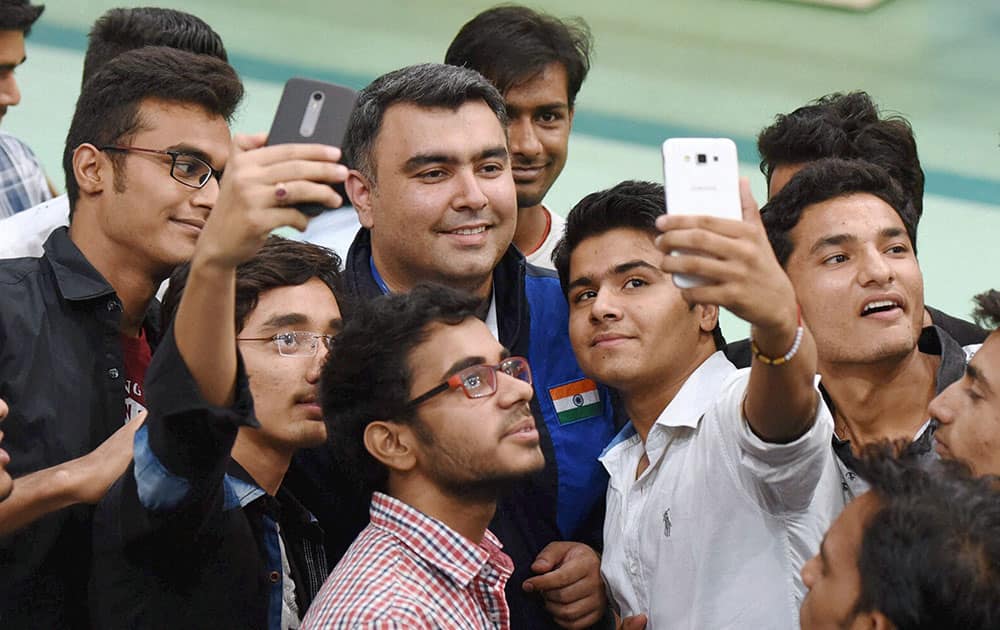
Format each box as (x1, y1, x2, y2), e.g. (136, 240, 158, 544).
(266, 77, 358, 216)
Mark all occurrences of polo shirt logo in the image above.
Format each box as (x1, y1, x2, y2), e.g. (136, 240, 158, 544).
(549, 379, 601, 425)
(663, 509, 672, 538)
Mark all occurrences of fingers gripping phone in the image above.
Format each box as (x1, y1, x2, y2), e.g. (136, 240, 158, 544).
(266, 78, 358, 216)
(661, 137, 742, 288)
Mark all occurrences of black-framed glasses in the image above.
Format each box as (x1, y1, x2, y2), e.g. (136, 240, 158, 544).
(237, 331, 335, 358)
(408, 356, 532, 408)
(98, 145, 221, 189)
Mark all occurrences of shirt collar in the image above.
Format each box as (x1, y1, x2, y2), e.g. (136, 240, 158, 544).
(368, 492, 512, 588)
(42, 226, 116, 301)
(600, 351, 736, 464)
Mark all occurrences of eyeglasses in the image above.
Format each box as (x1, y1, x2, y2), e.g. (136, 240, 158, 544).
(237, 331, 335, 358)
(408, 356, 532, 407)
(98, 145, 221, 189)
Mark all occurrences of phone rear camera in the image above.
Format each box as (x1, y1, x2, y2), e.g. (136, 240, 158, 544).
(697, 153, 707, 164)
(311, 92, 324, 101)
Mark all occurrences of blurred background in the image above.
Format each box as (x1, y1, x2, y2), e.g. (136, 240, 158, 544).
(7, 0, 999, 337)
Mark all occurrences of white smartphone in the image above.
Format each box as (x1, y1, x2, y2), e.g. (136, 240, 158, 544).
(661, 137, 742, 288)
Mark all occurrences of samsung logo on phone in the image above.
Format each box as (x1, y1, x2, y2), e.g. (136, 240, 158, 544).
(692, 185, 718, 191)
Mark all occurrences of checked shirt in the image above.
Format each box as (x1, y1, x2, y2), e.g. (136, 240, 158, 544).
(0, 132, 50, 219)
(302, 492, 513, 629)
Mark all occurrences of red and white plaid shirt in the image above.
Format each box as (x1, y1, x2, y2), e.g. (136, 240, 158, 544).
(302, 492, 513, 629)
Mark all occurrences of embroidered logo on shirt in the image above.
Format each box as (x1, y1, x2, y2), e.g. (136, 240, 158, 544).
(663, 509, 672, 538)
(549, 379, 601, 425)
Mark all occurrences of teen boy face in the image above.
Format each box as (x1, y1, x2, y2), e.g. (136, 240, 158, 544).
(782, 193, 924, 366)
(403, 317, 544, 493)
(566, 227, 717, 392)
(504, 62, 573, 211)
(930, 332, 1000, 477)
(237, 278, 343, 454)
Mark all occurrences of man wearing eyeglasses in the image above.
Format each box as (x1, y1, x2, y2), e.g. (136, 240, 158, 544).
(302, 283, 545, 628)
(91, 229, 345, 627)
(0, 47, 345, 628)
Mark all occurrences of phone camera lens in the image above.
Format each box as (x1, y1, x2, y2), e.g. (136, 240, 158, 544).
(311, 92, 323, 101)
(697, 153, 707, 164)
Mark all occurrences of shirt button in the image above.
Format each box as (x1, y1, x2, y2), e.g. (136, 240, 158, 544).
(106, 299, 120, 311)
(108, 368, 119, 379)
(268, 571, 280, 583)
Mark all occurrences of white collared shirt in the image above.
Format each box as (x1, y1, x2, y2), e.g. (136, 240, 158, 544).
(600, 352, 844, 629)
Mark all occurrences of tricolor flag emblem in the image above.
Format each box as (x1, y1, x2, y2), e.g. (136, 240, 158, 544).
(550, 379, 601, 425)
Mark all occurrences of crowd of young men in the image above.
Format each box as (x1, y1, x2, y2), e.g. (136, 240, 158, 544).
(1, 1, 998, 629)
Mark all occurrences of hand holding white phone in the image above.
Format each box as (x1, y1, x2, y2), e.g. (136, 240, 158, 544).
(661, 138, 742, 288)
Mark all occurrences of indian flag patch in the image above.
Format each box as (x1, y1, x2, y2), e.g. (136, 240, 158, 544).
(550, 379, 601, 425)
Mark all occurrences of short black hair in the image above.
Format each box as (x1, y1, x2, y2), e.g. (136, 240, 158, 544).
(320, 284, 482, 497)
(343, 63, 508, 182)
(973, 289, 1000, 330)
(761, 158, 918, 267)
(0, 0, 44, 35)
(851, 444, 1000, 628)
(161, 236, 346, 333)
(758, 91, 925, 216)
(552, 180, 725, 349)
(83, 7, 228, 86)
(63, 46, 243, 216)
(444, 4, 593, 107)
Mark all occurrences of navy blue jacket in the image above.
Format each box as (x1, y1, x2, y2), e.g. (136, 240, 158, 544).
(288, 229, 618, 629)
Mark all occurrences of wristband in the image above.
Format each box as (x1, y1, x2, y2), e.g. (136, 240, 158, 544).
(751, 305, 803, 366)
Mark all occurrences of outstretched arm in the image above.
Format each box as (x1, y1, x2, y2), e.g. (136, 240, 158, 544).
(656, 178, 817, 442)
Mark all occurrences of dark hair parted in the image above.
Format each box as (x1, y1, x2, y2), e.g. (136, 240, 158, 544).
(160, 236, 346, 332)
(63, 46, 243, 215)
(973, 289, 1000, 330)
(850, 444, 1000, 628)
(552, 180, 725, 349)
(83, 7, 228, 86)
(319, 284, 482, 497)
(343, 63, 508, 182)
(760, 158, 918, 267)
(0, 0, 44, 34)
(444, 4, 593, 107)
(758, 91, 925, 216)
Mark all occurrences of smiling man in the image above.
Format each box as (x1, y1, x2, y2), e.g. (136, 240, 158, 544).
(304, 284, 544, 628)
(552, 180, 840, 628)
(0, 0, 53, 218)
(0, 46, 345, 628)
(758, 158, 981, 501)
(287, 63, 617, 629)
(445, 5, 592, 269)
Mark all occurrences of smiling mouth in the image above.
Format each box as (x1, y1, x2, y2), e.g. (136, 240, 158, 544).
(447, 226, 487, 236)
(860, 299, 902, 317)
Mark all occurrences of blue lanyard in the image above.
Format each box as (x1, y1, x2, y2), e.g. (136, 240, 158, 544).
(369, 256, 391, 295)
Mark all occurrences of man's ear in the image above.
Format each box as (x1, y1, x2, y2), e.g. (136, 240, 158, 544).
(696, 303, 719, 335)
(346, 169, 375, 229)
(363, 420, 417, 473)
(72, 143, 107, 196)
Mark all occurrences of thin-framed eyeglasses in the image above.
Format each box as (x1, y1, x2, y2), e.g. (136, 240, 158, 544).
(236, 331, 335, 358)
(407, 356, 532, 407)
(97, 145, 221, 189)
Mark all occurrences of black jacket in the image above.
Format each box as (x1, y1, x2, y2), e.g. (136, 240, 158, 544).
(89, 326, 327, 629)
(0, 227, 160, 629)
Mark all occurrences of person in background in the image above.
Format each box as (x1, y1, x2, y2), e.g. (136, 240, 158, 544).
(0, 0, 53, 219)
(444, 4, 593, 269)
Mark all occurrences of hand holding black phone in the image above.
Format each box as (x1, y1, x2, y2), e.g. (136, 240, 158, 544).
(266, 78, 358, 216)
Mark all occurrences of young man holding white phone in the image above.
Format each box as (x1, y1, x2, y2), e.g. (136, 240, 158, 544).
(552, 172, 842, 628)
